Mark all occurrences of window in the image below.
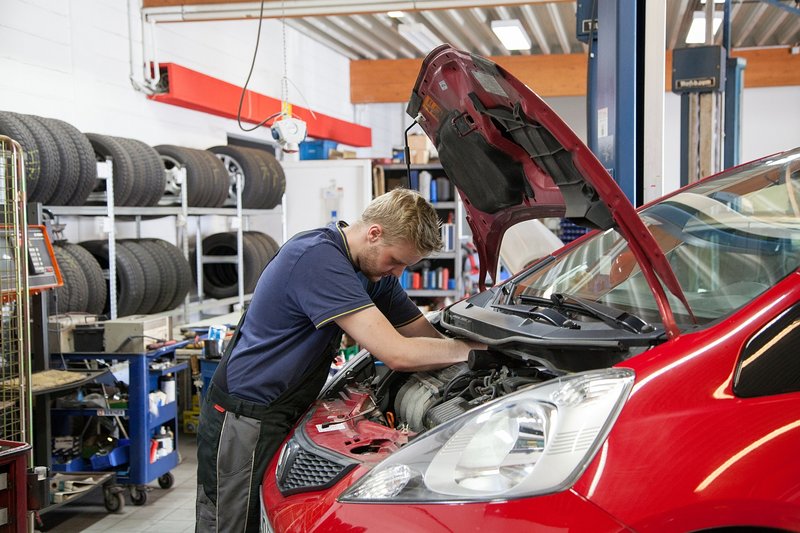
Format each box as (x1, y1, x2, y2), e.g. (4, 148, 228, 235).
(734, 305, 800, 398)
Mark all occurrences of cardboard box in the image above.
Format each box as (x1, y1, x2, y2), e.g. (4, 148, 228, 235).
(407, 134, 429, 150)
(410, 149, 430, 164)
(104, 315, 172, 353)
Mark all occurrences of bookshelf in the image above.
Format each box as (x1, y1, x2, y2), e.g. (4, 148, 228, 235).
(373, 163, 464, 307)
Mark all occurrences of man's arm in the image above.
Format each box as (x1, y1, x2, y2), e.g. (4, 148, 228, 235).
(397, 314, 444, 339)
(336, 307, 477, 372)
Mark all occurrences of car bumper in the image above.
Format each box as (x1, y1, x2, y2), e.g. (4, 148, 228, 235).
(261, 462, 629, 533)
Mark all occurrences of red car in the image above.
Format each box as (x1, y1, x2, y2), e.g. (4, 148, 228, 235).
(260, 45, 800, 532)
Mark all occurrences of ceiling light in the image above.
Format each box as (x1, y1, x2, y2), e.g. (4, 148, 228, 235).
(490, 19, 531, 51)
(699, 0, 725, 4)
(387, 11, 405, 18)
(398, 22, 443, 54)
(685, 11, 723, 44)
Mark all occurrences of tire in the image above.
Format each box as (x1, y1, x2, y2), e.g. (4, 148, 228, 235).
(154, 145, 212, 207)
(119, 240, 161, 315)
(200, 232, 263, 298)
(40, 118, 97, 206)
(150, 239, 192, 310)
(52, 244, 89, 313)
(127, 138, 167, 206)
(0, 111, 42, 201)
(30, 116, 82, 206)
(250, 231, 279, 259)
(196, 148, 230, 207)
(85, 133, 135, 207)
(244, 231, 270, 272)
(80, 240, 146, 318)
(249, 149, 285, 209)
(138, 240, 177, 313)
(14, 113, 62, 205)
(112, 137, 153, 207)
(207, 145, 268, 209)
(60, 242, 107, 315)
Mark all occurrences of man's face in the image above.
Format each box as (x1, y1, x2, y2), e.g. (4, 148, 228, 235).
(360, 238, 422, 282)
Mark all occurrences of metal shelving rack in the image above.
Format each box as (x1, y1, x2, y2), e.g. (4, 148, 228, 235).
(46, 163, 284, 321)
(374, 163, 465, 302)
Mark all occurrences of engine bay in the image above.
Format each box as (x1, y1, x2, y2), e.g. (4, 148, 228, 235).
(301, 350, 559, 464)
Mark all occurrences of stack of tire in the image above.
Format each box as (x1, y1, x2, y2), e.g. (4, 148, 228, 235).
(51, 242, 107, 315)
(207, 145, 285, 209)
(196, 231, 279, 299)
(78, 239, 192, 317)
(0, 111, 97, 205)
(85, 134, 167, 206)
(154, 145, 229, 207)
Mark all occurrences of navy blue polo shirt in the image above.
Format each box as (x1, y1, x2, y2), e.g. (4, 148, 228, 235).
(224, 222, 421, 405)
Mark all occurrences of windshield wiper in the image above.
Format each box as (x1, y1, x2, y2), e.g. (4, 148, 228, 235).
(518, 293, 655, 334)
(491, 303, 579, 329)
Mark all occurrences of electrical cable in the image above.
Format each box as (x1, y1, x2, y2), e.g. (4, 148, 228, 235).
(403, 113, 424, 188)
(236, 0, 282, 132)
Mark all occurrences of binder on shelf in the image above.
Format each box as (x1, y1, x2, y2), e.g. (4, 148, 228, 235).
(419, 171, 432, 201)
(409, 170, 419, 191)
(441, 223, 456, 252)
(435, 177, 451, 201)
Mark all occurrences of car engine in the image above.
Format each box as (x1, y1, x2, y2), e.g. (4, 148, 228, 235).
(276, 350, 559, 496)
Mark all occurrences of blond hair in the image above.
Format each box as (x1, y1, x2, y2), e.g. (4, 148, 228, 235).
(359, 188, 443, 255)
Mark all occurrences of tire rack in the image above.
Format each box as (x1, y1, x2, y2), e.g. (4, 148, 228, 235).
(46, 159, 285, 321)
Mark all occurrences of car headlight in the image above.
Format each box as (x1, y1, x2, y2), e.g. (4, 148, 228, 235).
(339, 368, 634, 503)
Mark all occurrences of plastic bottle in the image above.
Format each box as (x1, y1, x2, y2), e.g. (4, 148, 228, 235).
(160, 374, 176, 404)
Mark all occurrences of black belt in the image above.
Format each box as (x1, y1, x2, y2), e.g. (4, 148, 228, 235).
(207, 382, 271, 419)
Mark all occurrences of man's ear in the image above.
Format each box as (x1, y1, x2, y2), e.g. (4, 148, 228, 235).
(367, 224, 383, 244)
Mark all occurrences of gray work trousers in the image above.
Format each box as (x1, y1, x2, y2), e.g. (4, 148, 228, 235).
(195, 401, 264, 533)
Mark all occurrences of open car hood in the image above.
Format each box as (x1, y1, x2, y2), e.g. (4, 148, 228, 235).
(408, 45, 691, 337)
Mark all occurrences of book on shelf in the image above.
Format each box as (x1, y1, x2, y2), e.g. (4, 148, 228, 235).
(440, 223, 456, 252)
(399, 266, 452, 291)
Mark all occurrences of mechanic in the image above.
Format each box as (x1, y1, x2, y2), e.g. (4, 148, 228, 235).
(196, 188, 483, 533)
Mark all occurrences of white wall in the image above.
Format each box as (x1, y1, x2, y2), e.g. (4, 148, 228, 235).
(2, 0, 798, 202)
(1, 0, 353, 148)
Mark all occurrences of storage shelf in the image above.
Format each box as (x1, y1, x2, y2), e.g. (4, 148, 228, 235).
(149, 401, 178, 430)
(378, 163, 444, 171)
(52, 344, 185, 487)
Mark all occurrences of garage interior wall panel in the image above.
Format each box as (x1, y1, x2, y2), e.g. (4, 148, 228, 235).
(0, 0, 354, 151)
(282, 160, 373, 239)
(1, 0, 798, 203)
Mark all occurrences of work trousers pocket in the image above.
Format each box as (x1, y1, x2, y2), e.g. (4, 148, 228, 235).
(196, 396, 225, 497)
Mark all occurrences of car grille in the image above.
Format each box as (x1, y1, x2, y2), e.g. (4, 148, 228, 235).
(276, 439, 355, 496)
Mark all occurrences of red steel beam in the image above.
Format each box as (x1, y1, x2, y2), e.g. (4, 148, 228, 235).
(149, 63, 372, 147)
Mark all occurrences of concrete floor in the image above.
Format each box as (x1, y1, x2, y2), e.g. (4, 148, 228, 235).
(36, 433, 198, 532)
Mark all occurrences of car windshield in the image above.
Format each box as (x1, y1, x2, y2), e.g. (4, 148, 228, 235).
(510, 150, 800, 328)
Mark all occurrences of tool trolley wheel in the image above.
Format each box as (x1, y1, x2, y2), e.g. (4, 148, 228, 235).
(158, 472, 175, 489)
(130, 485, 148, 505)
(104, 488, 126, 513)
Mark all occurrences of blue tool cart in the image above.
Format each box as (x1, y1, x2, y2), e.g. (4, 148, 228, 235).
(51, 342, 189, 506)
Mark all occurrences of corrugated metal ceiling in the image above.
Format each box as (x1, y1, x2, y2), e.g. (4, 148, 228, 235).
(143, 1, 800, 60)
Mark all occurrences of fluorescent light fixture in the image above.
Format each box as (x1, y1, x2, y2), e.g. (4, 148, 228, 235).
(686, 11, 723, 44)
(387, 10, 405, 18)
(700, 0, 725, 3)
(398, 22, 443, 54)
(491, 19, 531, 51)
